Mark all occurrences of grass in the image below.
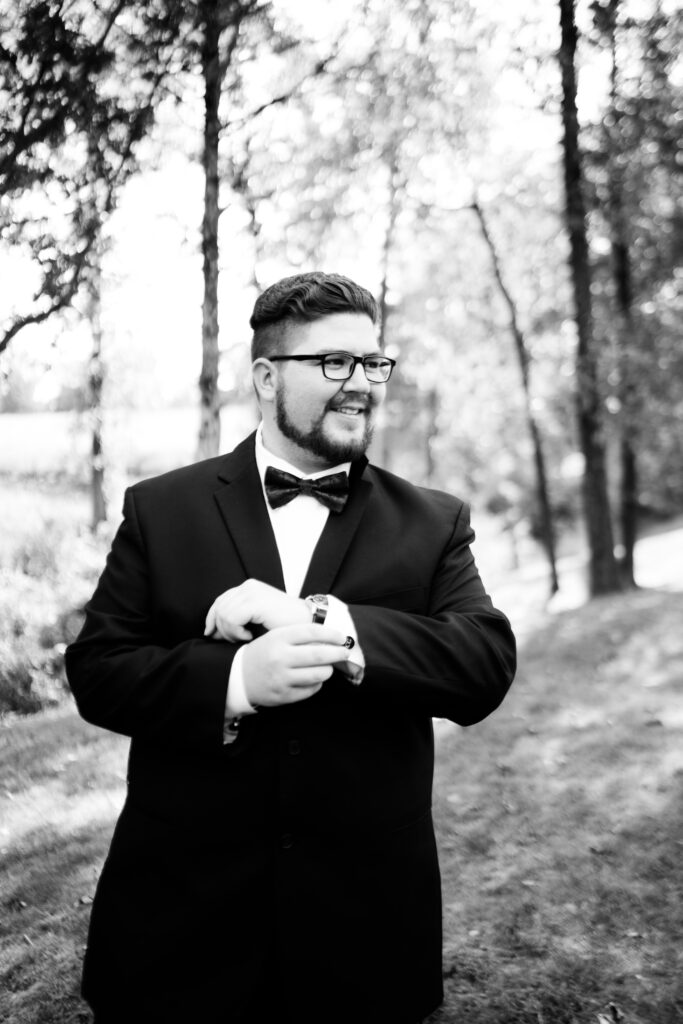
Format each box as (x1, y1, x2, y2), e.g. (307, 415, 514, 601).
(430, 587, 683, 1024)
(0, 406, 257, 480)
(0, 707, 126, 1024)
(0, 587, 681, 1023)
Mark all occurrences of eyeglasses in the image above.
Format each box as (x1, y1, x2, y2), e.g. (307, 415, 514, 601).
(266, 352, 397, 383)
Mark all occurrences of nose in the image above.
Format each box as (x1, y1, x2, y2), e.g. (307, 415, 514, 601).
(341, 359, 371, 392)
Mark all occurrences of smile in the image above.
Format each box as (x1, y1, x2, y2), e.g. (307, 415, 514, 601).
(331, 404, 368, 417)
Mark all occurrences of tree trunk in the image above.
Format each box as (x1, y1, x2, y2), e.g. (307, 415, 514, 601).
(375, 151, 401, 472)
(197, 0, 223, 461)
(230, 156, 265, 293)
(86, 261, 107, 531)
(558, 0, 621, 595)
(424, 388, 439, 485)
(471, 200, 560, 597)
(604, 0, 638, 586)
(612, 226, 639, 588)
(619, 434, 637, 581)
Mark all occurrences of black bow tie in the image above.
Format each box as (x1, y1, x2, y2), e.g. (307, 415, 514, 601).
(264, 466, 349, 514)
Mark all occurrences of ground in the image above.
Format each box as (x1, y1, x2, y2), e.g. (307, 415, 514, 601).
(429, 587, 683, 1024)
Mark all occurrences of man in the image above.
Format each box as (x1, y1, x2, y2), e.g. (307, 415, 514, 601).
(66, 271, 516, 1024)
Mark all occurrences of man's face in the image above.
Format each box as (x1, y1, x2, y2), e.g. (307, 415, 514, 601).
(268, 313, 386, 471)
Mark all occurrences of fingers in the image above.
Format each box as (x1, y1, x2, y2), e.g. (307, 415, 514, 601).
(281, 680, 325, 703)
(276, 623, 348, 647)
(204, 597, 253, 641)
(288, 642, 351, 668)
(222, 612, 255, 637)
(205, 618, 253, 642)
(287, 665, 335, 687)
(240, 624, 351, 708)
(204, 581, 309, 639)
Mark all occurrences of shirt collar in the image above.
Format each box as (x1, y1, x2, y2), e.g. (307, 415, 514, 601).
(255, 423, 351, 486)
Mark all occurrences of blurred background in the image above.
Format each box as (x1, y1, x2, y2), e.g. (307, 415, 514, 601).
(0, 0, 681, 704)
(1, 3, 682, 1021)
(2, 0, 682, 715)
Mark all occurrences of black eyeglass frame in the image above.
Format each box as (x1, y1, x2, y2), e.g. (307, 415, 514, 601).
(266, 352, 397, 383)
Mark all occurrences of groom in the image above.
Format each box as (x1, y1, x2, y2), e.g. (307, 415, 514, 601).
(66, 271, 516, 1024)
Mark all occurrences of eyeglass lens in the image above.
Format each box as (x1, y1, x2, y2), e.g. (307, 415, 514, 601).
(323, 354, 393, 382)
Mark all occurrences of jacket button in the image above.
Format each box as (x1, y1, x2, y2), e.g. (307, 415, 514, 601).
(281, 833, 294, 849)
(288, 739, 301, 755)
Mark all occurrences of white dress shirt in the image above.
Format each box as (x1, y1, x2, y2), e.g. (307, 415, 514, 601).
(225, 425, 365, 722)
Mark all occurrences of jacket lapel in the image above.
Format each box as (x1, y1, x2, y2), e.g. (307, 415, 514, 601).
(213, 434, 374, 597)
(299, 459, 373, 597)
(213, 433, 286, 590)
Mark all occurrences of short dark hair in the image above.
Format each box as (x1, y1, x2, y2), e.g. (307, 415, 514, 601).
(250, 272, 380, 361)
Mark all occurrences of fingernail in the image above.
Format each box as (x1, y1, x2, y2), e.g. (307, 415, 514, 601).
(343, 636, 355, 649)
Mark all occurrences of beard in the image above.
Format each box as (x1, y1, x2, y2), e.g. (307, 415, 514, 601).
(275, 383, 375, 465)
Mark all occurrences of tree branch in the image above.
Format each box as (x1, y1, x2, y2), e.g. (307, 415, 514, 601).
(0, 243, 91, 356)
(230, 51, 339, 126)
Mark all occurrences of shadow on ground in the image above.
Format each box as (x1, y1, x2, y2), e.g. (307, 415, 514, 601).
(429, 588, 683, 1024)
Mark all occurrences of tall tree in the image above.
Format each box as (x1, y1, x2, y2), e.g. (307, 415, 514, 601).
(587, 0, 682, 579)
(196, 0, 228, 461)
(85, 250, 108, 530)
(471, 198, 560, 596)
(594, 0, 639, 585)
(194, 0, 340, 458)
(557, 0, 621, 595)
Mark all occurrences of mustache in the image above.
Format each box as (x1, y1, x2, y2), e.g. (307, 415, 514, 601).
(327, 394, 372, 411)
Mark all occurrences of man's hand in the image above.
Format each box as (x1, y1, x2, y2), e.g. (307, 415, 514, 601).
(240, 624, 351, 707)
(204, 579, 309, 642)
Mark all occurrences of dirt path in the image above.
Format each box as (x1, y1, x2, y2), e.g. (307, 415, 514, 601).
(487, 519, 683, 642)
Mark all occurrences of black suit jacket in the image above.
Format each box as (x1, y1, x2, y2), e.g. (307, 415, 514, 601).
(66, 433, 516, 1024)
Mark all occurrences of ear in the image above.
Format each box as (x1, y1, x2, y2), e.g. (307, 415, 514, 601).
(252, 358, 277, 405)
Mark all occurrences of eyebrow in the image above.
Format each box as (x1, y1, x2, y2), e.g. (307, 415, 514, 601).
(304, 349, 386, 356)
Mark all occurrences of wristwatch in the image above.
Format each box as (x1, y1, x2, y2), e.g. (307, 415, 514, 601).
(305, 593, 328, 624)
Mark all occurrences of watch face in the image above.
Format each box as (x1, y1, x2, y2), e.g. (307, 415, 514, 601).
(307, 594, 328, 623)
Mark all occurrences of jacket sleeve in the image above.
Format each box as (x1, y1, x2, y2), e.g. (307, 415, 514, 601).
(348, 503, 516, 726)
(65, 487, 237, 750)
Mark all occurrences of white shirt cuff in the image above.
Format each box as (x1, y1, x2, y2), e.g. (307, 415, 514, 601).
(326, 594, 365, 683)
(226, 645, 259, 718)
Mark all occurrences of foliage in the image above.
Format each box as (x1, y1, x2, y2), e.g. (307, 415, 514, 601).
(1, 0, 682, 577)
(0, 571, 75, 716)
(0, 482, 110, 716)
(0, 0, 185, 353)
(231, 0, 493, 278)
(585, 1, 683, 508)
